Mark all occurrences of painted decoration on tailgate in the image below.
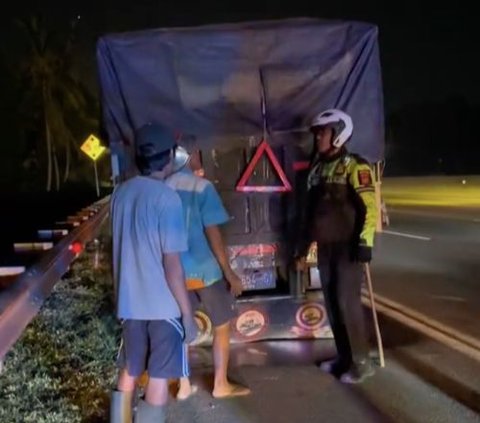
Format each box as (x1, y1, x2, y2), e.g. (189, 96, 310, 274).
(235, 309, 268, 339)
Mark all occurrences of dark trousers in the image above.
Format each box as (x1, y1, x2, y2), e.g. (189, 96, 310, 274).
(318, 242, 369, 368)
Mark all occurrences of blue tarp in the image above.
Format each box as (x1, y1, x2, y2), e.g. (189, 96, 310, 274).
(97, 18, 384, 172)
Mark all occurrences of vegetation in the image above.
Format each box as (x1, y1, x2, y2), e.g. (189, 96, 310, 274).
(0, 243, 119, 423)
(5, 15, 100, 193)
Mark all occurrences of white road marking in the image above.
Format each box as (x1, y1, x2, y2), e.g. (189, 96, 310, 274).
(430, 295, 467, 303)
(247, 348, 268, 356)
(0, 266, 25, 276)
(361, 290, 480, 363)
(383, 230, 431, 241)
(390, 208, 480, 223)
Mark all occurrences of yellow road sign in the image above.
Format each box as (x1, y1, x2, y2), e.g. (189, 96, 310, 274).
(81, 135, 106, 161)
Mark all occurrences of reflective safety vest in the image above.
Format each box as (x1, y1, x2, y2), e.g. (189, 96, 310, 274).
(306, 152, 377, 248)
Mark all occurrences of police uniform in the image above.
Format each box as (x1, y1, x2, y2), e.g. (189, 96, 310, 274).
(302, 149, 377, 374)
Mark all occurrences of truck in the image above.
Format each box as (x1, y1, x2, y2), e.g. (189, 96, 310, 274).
(96, 17, 385, 344)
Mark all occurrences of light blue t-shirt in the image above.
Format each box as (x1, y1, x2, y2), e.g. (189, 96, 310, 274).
(166, 169, 230, 286)
(111, 176, 187, 320)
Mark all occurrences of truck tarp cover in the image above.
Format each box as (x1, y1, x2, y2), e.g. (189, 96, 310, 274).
(97, 18, 384, 165)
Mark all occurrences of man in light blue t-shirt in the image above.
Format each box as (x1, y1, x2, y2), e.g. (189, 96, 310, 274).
(110, 123, 198, 423)
(167, 137, 250, 400)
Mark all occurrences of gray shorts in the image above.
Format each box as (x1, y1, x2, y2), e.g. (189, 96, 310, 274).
(190, 279, 235, 327)
(117, 318, 188, 379)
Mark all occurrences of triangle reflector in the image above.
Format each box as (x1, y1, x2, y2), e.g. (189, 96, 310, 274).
(236, 140, 292, 193)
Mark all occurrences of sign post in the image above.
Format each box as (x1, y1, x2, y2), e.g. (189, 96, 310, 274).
(93, 161, 100, 197)
(80, 135, 106, 197)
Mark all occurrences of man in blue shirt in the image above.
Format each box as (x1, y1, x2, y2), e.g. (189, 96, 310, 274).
(167, 137, 250, 399)
(110, 123, 198, 423)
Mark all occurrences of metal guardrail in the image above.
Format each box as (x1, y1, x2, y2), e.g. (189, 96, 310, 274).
(0, 198, 110, 362)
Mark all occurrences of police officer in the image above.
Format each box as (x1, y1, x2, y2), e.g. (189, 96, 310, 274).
(296, 109, 377, 384)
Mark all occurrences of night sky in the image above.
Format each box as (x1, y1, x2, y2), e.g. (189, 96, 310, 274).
(1, 2, 477, 112)
(0, 2, 478, 176)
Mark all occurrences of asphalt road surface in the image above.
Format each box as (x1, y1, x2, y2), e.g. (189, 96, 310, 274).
(165, 340, 480, 423)
(372, 204, 480, 341)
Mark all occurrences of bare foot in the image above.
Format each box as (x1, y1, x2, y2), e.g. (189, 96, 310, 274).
(177, 384, 198, 401)
(212, 383, 251, 399)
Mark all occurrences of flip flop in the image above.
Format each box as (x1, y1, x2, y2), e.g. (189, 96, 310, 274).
(177, 384, 198, 401)
(213, 384, 251, 399)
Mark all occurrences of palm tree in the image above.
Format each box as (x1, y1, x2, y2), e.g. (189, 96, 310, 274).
(16, 16, 97, 191)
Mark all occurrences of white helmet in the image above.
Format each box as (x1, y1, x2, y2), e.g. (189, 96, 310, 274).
(310, 109, 353, 148)
(172, 146, 191, 172)
(172, 133, 196, 173)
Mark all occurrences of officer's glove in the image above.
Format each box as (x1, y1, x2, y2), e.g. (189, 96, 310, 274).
(355, 240, 372, 263)
(182, 315, 200, 344)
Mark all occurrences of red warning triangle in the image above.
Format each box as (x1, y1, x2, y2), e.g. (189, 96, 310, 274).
(236, 140, 292, 193)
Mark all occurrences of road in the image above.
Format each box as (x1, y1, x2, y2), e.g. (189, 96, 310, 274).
(371, 204, 480, 341)
(165, 340, 480, 423)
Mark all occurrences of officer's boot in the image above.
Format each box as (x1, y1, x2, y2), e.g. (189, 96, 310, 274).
(134, 399, 166, 423)
(319, 357, 351, 377)
(110, 390, 133, 423)
(340, 358, 375, 384)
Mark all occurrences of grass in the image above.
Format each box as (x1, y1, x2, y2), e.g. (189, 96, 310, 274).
(0, 239, 120, 423)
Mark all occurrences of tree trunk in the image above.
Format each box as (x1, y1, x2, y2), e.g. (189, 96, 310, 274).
(53, 146, 60, 191)
(43, 85, 52, 192)
(63, 141, 71, 183)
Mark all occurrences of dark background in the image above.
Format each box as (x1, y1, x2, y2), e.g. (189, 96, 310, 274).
(0, 2, 477, 256)
(1, 2, 478, 180)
